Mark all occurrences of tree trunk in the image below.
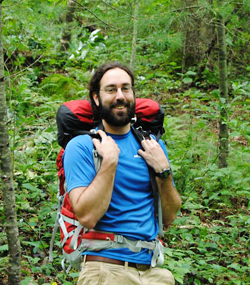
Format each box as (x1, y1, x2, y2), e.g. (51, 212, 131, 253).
(130, 0, 139, 70)
(0, 4, 21, 284)
(61, 0, 76, 50)
(216, 10, 229, 168)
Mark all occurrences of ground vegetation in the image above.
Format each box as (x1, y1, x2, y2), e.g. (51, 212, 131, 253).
(0, 0, 249, 284)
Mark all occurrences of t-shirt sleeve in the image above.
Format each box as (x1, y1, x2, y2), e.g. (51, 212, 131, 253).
(158, 139, 170, 160)
(158, 139, 175, 186)
(63, 135, 96, 193)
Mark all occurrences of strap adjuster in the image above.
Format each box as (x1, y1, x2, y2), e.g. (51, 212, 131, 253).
(115, 235, 124, 243)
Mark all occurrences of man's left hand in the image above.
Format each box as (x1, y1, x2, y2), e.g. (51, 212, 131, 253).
(138, 138, 169, 173)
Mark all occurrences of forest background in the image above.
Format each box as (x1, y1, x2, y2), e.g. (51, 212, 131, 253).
(0, 0, 249, 284)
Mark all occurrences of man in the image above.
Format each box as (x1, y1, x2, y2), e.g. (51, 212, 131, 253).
(63, 62, 182, 285)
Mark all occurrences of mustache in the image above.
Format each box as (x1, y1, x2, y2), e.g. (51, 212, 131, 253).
(110, 100, 130, 109)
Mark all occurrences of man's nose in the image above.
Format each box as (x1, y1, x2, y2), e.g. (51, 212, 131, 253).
(115, 88, 125, 99)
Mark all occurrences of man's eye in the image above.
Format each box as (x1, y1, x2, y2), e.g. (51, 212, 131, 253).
(105, 87, 116, 93)
(122, 86, 131, 92)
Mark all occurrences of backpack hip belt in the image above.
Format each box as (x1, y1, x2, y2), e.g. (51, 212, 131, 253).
(59, 213, 164, 269)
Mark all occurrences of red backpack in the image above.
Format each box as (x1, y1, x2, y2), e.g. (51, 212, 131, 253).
(49, 98, 165, 272)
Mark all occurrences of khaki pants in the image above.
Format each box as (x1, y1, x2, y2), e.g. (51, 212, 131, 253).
(77, 260, 175, 285)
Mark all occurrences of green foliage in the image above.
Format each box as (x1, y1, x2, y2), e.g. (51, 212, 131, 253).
(164, 211, 250, 284)
(161, 89, 250, 284)
(1, 0, 250, 284)
(40, 74, 81, 100)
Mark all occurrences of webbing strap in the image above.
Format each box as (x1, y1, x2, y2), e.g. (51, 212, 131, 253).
(113, 235, 156, 252)
(70, 224, 84, 250)
(61, 258, 71, 274)
(91, 128, 103, 172)
(79, 233, 164, 267)
(58, 214, 83, 247)
(61, 227, 76, 247)
(49, 215, 59, 262)
(59, 215, 68, 241)
(49, 194, 65, 262)
(157, 194, 164, 237)
(61, 214, 82, 227)
(81, 230, 157, 253)
(131, 126, 164, 238)
(151, 239, 164, 267)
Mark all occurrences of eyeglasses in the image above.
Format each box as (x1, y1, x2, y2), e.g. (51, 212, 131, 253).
(100, 85, 134, 95)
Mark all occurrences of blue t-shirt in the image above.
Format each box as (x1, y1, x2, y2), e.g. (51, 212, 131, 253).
(63, 129, 170, 264)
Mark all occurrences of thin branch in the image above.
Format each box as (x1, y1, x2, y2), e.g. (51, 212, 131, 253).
(171, 5, 202, 13)
(100, 0, 132, 17)
(7, 53, 45, 78)
(72, 0, 116, 30)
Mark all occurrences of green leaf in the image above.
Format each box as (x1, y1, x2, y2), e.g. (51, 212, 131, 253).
(21, 277, 37, 285)
(0, 244, 8, 252)
(164, 247, 173, 257)
(183, 201, 203, 210)
(185, 71, 196, 76)
(22, 183, 41, 192)
(228, 263, 241, 270)
(183, 77, 193, 84)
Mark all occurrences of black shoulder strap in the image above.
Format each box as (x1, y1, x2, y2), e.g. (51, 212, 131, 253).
(69, 121, 104, 140)
(131, 126, 164, 238)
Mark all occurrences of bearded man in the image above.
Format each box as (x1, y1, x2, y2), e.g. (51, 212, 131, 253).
(63, 62, 181, 285)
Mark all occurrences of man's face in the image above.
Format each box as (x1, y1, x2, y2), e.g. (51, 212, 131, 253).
(94, 68, 135, 127)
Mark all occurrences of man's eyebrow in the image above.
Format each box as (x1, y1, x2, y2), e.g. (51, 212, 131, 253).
(104, 84, 116, 87)
(104, 83, 131, 87)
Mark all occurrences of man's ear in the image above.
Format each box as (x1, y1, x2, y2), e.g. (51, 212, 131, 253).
(93, 93, 100, 107)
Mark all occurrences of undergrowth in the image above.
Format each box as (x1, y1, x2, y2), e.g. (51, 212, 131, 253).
(1, 70, 249, 284)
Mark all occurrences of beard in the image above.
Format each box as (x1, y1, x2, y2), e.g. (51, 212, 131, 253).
(99, 98, 135, 127)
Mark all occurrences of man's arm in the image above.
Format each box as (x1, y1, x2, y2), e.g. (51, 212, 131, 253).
(138, 138, 181, 227)
(68, 130, 120, 229)
(156, 175, 181, 226)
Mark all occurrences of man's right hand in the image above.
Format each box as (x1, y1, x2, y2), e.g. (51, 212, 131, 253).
(92, 130, 120, 166)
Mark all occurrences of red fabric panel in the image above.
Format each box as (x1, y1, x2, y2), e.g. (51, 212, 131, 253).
(135, 98, 159, 122)
(82, 231, 115, 242)
(61, 193, 75, 216)
(57, 148, 65, 196)
(63, 100, 94, 124)
(63, 98, 160, 124)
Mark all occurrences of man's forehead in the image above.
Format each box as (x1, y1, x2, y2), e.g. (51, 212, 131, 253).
(100, 68, 132, 86)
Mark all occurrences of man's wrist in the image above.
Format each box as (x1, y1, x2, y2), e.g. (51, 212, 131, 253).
(155, 167, 172, 179)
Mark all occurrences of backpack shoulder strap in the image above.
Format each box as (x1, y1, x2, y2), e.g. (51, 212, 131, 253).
(90, 127, 103, 173)
(131, 126, 164, 238)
